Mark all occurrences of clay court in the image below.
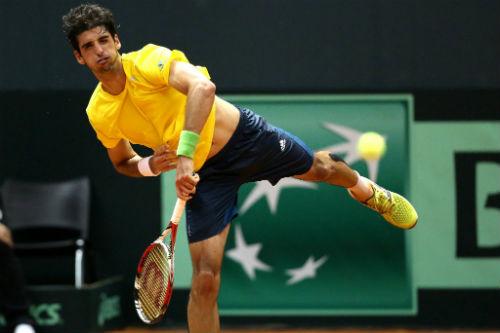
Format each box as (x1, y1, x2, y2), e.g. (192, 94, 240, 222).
(107, 329, 498, 333)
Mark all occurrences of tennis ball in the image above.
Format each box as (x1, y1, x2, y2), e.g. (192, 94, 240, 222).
(357, 131, 386, 160)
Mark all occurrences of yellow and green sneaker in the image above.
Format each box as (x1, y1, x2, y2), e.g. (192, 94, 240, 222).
(363, 183, 418, 229)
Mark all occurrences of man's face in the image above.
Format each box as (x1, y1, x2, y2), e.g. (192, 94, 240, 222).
(73, 26, 121, 73)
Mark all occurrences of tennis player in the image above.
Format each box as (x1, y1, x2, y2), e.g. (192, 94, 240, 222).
(63, 4, 418, 332)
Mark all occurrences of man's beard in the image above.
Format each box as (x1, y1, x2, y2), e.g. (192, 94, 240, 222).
(98, 54, 118, 73)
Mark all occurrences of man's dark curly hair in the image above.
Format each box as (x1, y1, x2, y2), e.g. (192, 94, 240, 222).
(62, 3, 118, 51)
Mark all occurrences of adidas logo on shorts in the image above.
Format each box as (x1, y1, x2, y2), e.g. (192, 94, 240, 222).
(279, 139, 286, 151)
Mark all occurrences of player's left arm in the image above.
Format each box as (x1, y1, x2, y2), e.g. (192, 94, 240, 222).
(168, 60, 215, 200)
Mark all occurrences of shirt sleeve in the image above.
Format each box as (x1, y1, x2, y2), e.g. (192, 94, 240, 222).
(93, 126, 121, 148)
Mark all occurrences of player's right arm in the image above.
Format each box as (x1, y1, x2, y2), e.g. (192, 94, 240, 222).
(107, 139, 177, 177)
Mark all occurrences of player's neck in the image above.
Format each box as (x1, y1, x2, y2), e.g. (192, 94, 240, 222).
(95, 56, 126, 95)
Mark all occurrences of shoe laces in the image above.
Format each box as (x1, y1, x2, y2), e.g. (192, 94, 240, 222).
(369, 184, 394, 214)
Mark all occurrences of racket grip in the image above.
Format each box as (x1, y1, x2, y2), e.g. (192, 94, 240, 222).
(170, 199, 186, 224)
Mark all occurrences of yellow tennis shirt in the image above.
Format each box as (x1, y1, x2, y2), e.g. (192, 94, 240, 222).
(86, 44, 216, 171)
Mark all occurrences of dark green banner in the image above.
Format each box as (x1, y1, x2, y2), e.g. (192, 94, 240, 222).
(163, 95, 414, 315)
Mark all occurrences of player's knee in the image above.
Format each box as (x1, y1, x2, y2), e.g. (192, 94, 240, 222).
(191, 270, 220, 302)
(329, 153, 346, 164)
(311, 152, 338, 181)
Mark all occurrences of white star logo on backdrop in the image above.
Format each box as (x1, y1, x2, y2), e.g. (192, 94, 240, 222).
(229, 120, 386, 285)
(285, 255, 329, 285)
(239, 122, 387, 218)
(226, 225, 272, 280)
(321, 122, 386, 182)
(240, 178, 317, 215)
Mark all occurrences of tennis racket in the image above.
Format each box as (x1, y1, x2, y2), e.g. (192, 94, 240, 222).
(134, 198, 186, 324)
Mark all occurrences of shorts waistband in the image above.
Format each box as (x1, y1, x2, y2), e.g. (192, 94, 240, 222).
(203, 106, 251, 167)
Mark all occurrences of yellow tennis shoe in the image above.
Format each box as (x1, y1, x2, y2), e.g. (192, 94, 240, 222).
(363, 183, 418, 229)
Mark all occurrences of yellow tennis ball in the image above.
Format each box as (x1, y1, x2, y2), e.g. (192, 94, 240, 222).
(357, 131, 386, 160)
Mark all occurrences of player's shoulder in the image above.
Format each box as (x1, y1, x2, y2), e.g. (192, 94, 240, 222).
(85, 83, 121, 125)
(142, 43, 172, 54)
(85, 84, 103, 122)
(122, 44, 173, 66)
(86, 84, 102, 113)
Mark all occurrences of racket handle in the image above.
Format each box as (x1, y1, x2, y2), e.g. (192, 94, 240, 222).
(170, 199, 186, 225)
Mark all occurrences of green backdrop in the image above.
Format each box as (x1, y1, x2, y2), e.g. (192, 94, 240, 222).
(162, 95, 414, 315)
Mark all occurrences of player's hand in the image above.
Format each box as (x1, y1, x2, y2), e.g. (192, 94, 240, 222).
(0, 223, 13, 247)
(150, 144, 178, 174)
(175, 156, 199, 200)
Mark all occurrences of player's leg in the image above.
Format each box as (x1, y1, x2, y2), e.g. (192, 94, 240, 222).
(294, 151, 359, 188)
(183, 164, 239, 333)
(295, 151, 418, 229)
(187, 224, 230, 333)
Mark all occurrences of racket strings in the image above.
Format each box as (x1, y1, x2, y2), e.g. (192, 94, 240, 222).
(137, 245, 172, 320)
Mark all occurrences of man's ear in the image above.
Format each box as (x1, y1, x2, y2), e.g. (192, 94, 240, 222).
(73, 49, 85, 65)
(114, 34, 122, 51)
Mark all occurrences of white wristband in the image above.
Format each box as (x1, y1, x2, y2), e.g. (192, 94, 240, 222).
(138, 156, 159, 177)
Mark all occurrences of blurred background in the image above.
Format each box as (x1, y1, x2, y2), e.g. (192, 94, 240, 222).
(0, 0, 499, 332)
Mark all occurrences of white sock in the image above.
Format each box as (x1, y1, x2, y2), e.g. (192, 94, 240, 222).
(14, 324, 36, 333)
(347, 172, 373, 202)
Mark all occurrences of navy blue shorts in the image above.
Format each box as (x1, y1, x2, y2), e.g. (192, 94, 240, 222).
(185, 107, 314, 243)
